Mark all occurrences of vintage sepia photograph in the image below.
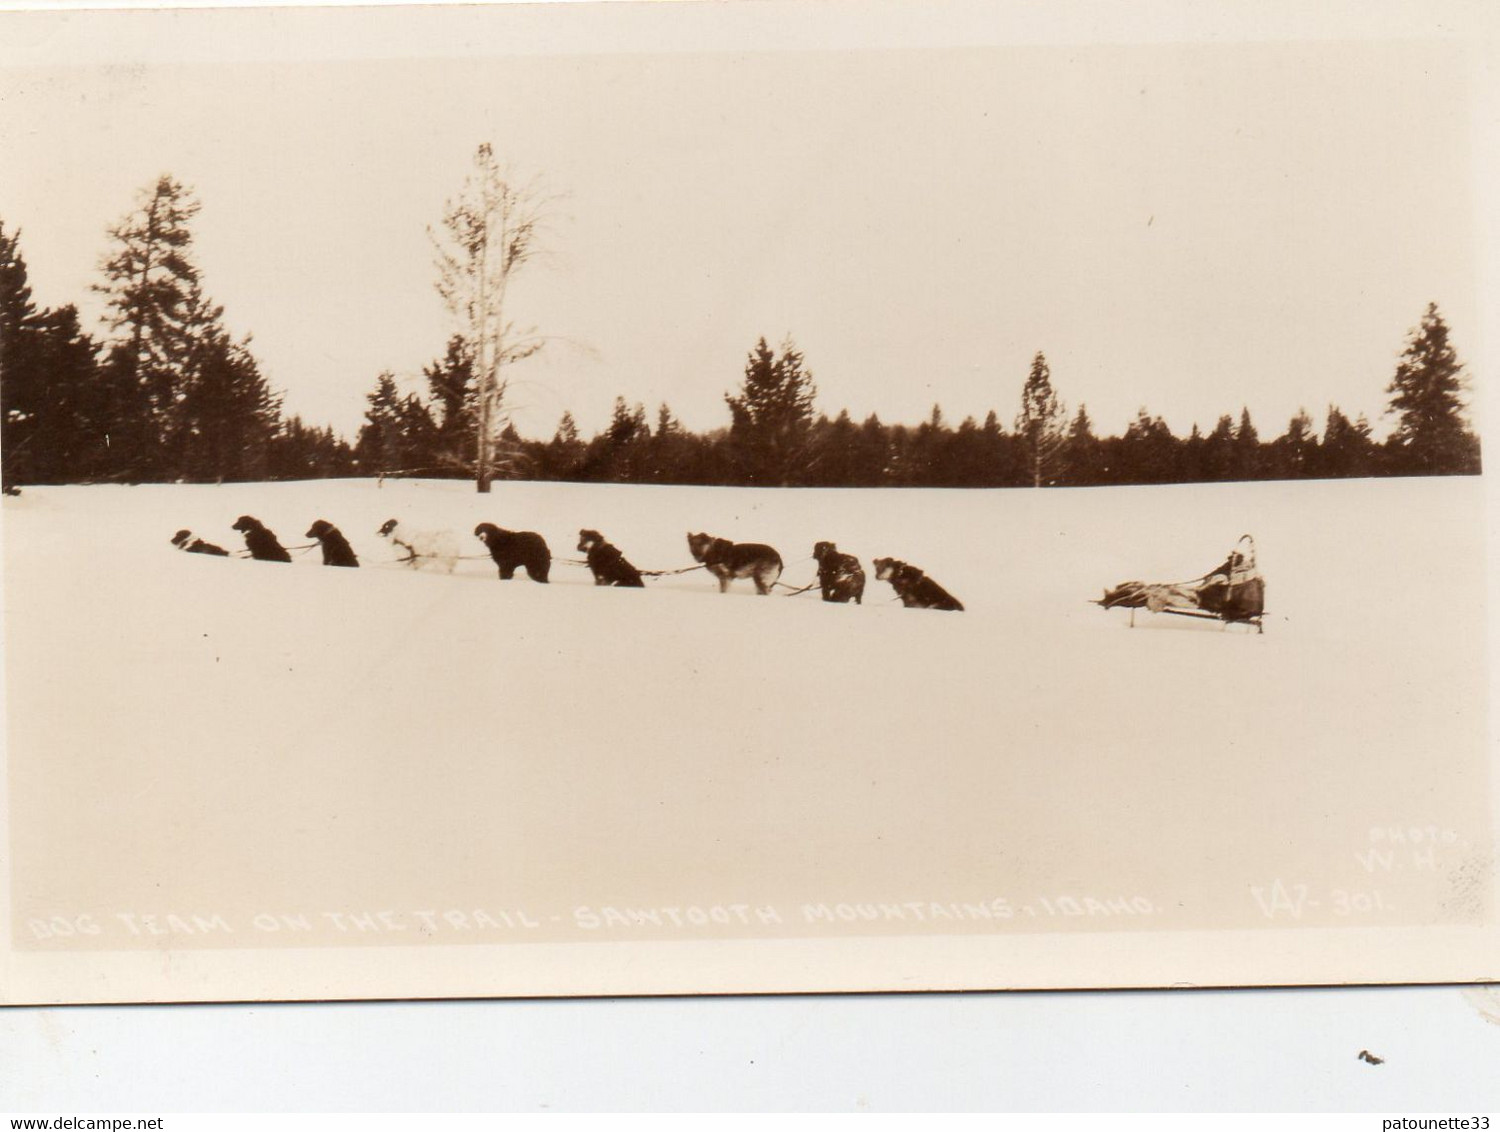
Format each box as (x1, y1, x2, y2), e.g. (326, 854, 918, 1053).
(0, 0, 1495, 1005)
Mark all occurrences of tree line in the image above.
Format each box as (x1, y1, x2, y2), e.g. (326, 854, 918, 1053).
(2, 161, 1481, 493)
(353, 323, 1477, 490)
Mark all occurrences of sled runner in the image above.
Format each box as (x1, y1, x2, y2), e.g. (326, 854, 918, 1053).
(1095, 534, 1266, 633)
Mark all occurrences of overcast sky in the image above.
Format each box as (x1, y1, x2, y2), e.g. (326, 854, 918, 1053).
(0, 13, 1480, 442)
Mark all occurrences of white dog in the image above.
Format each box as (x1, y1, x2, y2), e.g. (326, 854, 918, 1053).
(376, 518, 460, 573)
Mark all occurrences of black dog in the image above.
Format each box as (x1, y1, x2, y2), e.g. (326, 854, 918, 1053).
(812, 541, 865, 604)
(475, 522, 551, 582)
(231, 516, 292, 563)
(872, 557, 963, 611)
(686, 532, 783, 595)
(305, 520, 359, 568)
(170, 529, 230, 556)
(577, 529, 644, 587)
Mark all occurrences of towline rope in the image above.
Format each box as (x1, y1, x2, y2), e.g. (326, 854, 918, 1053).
(772, 578, 821, 596)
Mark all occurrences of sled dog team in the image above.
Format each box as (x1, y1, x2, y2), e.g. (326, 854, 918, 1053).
(170, 516, 965, 612)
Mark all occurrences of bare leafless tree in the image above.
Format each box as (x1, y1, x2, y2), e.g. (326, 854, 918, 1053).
(430, 143, 556, 493)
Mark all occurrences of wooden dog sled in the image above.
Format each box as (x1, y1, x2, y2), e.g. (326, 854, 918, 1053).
(1095, 534, 1266, 633)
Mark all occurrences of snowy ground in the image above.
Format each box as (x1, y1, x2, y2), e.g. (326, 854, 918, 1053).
(1, 476, 1491, 962)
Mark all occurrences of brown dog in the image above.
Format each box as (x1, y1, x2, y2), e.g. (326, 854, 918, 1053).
(872, 557, 963, 611)
(687, 532, 783, 595)
(812, 541, 865, 604)
(231, 516, 292, 563)
(305, 519, 359, 568)
(578, 529, 644, 587)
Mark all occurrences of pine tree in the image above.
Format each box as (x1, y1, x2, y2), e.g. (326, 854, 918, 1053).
(885, 422, 917, 485)
(1319, 405, 1376, 479)
(1, 222, 43, 487)
(1233, 407, 1261, 480)
(355, 372, 404, 481)
(942, 415, 982, 486)
(1201, 414, 1235, 481)
(652, 403, 677, 438)
(1270, 408, 1316, 479)
(807, 408, 861, 486)
(0, 222, 36, 360)
(1181, 423, 1207, 484)
(977, 409, 1018, 486)
(1015, 351, 1066, 487)
(854, 412, 891, 485)
(724, 335, 818, 486)
(580, 397, 651, 482)
(648, 402, 692, 483)
(607, 396, 649, 446)
(423, 334, 475, 474)
(1120, 408, 1177, 483)
(554, 410, 580, 446)
(46, 308, 114, 481)
(542, 410, 584, 480)
(906, 403, 950, 485)
(93, 177, 282, 482)
(3, 223, 111, 486)
(397, 394, 441, 475)
(1383, 303, 1478, 475)
(1063, 403, 1102, 486)
(93, 177, 209, 475)
(176, 323, 281, 482)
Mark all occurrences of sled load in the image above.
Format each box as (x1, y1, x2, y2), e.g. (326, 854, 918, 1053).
(1096, 534, 1266, 633)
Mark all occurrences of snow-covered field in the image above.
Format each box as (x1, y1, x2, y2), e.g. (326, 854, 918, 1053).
(2, 475, 1491, 961)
